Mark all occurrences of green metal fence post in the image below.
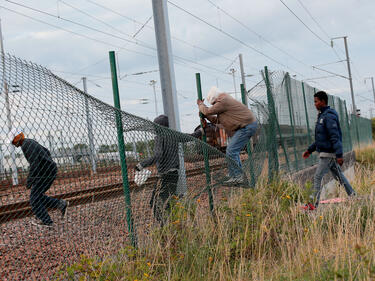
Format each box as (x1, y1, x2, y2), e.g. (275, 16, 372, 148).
(344, 100, 353, 151)
(285, 73, 298, 171)
(240, 84, 256, 187)
(301, 82, 312, 143)
(355, 114, 361, 148)
(195, 73, 214, 214)
(301, 82, 313, 166)
(331, 95, 336, 108)
(109, 51, 137, 247)
(264, 66, 279, 180)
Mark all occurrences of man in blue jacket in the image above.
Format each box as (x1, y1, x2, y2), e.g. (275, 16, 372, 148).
(302, 91, 356, 210)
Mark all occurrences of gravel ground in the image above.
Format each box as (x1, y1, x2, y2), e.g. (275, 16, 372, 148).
(0, 187, 154, 281)
(0, 171, 232, 280)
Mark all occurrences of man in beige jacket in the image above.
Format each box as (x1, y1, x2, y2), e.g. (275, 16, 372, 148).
(197, 86, 258, 184)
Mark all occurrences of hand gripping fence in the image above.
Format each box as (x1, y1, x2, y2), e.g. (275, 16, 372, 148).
(0, 52, 372, 280)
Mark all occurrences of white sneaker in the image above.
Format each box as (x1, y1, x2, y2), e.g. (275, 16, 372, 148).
(223, 175, 244, 185)
(61, 200, 69, 219)
(31, 220, 53, 228)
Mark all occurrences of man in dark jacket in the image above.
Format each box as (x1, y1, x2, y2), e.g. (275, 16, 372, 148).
(135, 115, 202, 225)
(302, 91, 356, 210)
(9, 130, 68, 227)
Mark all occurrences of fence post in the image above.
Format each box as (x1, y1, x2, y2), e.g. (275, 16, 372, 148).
(240, 84, 256, 187)
(82, 77, 97, 174)
(301, 82, 313, 166)
(301, 82, 312, 143)
(264, 66, 279, 180)
(344, 100, 353, 151)
(284, 73, 298, 171)
(355, 114, 361, 148)
(261, 71, 290, 172)
(109, 51, 137, 247)
(195, 73, 214, 214)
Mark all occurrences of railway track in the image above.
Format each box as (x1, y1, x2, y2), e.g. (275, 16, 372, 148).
(0, 163, 223, 223)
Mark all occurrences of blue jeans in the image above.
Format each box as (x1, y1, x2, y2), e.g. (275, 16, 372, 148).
(226, 121, 258, 177)
(311, 157, 356, 206)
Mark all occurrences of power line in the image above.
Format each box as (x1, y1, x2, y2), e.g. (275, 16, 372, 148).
(2, 2, 236, 82)
(59, 0, 141, 41)
(85, 0, 234, 63)
(167, 0, 306, 77)
(4, 0, 156, 52)
(205, 0, 310, 69)
(296, 0, 330, 39)
(51, 70, 110, 79)
(76, 16, 153, 73)
(0, 5, 156, 58)
(132, 16, 153, 38)
(86, 0, 142, 26)
(295, 0, 363, 84)
(48, 1, 238, 77)
(67, 0, 247, 81)
(278, 0, 330, 47)
(282, 0, 365, 90)
(224, 56, 238, 72)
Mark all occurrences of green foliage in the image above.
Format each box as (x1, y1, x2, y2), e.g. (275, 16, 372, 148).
(356, 146, 375, 166)
(58, 163, 375, 280)
(73, 143, 89, 151)
(98, 144, 118, 153)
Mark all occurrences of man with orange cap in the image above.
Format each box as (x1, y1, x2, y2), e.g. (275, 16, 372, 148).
(9, 129, 68, 227)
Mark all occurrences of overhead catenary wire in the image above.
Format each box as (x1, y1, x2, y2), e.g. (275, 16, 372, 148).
(205, 0, 311, 69)
(49, 0, 250, 83)
(167, 0, 306, 78)
(278, 0, 330, 47)
(6, 0, 360, 109)
(76, 15, 154, 73)
(1, 3, 236, 85)
(76, 0, 248, 82)
(4, 0, 157, 51)
(85, 0, 236, 64)
(0, 5, 157, 58)
(292, 0, 364, 85)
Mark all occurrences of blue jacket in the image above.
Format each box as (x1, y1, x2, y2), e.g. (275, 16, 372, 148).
(307, 106, 343, 158)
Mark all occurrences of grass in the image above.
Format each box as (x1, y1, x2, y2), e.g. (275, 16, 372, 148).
(57, 146, 375, 281)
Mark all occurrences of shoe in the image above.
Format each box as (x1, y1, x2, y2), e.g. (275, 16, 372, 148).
(61, 200, 69, 218)
(223, 175, 244, 185)
(349, 192, 357, 198)
(301, 203, 316, 211)
(31, 220, 53, 228)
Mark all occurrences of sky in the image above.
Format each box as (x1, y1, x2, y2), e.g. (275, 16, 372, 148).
(1, 0, 375, 133)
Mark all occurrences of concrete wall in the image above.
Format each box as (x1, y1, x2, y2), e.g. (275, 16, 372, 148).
(290, 151, 356, 200)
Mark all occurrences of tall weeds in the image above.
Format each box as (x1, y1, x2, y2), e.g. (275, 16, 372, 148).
(59, 147, 375, 281)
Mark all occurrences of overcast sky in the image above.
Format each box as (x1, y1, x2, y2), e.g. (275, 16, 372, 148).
(1, 0, 375, 133)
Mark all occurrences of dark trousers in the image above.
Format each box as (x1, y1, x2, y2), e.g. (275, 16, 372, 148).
(30, 169, 63, 224)
(150, 170, 179, 225)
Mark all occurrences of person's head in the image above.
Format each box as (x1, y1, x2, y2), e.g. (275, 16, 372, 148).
(154, 114, 169, 128)
(8, 129, 25, 147)
(314, 91, 328, 110)
(206, 86, 223, 105)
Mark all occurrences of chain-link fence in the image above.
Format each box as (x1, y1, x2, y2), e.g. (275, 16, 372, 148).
(247, 68, 372, 174)
(0, 54, 372, 280)
(0, 53, 268, 280)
